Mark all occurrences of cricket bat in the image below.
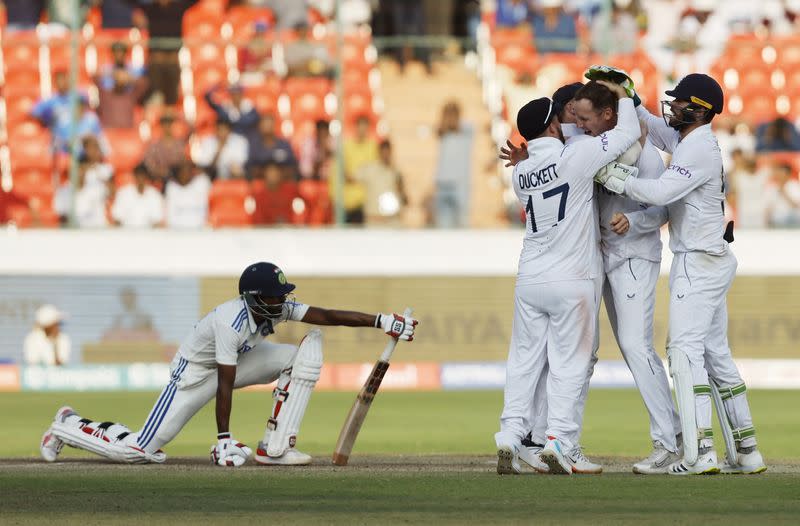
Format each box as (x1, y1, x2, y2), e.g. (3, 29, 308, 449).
(332, 307, 413, 466)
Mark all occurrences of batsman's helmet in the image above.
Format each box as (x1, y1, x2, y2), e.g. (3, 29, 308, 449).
(239, 262, 295, 318)
(665, 73, 724, 114)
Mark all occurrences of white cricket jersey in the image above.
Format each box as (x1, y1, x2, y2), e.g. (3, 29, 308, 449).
(626, 107, 728, 255)
(512, 98, 641, 285)
(177, 297, 309, 367)
(598, 138, 667, 271)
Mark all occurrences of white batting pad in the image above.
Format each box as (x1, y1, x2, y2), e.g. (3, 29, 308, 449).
(265, 329, 323, 457)
(669, 348, 698, 465)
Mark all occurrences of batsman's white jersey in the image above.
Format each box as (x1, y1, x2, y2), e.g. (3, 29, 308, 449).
(624, 108, 757, 449)
(135, 298, 309, 452)
(496, 98, 641, 450)
(597, 138, 680, 452)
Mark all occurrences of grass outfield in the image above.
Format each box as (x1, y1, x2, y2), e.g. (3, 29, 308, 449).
(1, 390, 799, 524)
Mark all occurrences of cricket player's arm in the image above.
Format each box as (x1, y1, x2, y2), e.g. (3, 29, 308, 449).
(215, 363, 236, 434)
(623, 158, 710, 206)
(213, 318, 243, 435)
(563, 96, 641, 177)
(301, 307, 418, 341)
(624, 205, 669, 236)
(636, 105, 680, 153)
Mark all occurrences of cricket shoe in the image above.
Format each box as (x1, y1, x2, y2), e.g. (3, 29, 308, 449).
(40, 406, 75, 462)
(633, 440, 680, 475)
(667, 450, 720, 475)
(720, 449, 767, 475)
(518, 441, 548, 473)
(539, 437, 572, 475)
(254, 442, 312, 466)
(567, 446, 603, 474)
(496, 444, 521, 475)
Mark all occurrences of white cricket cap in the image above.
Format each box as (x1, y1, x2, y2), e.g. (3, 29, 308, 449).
(35, 305, 64, 327)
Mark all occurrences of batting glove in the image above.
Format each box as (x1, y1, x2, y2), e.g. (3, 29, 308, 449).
(210, 432, 252, 467)
(376, 313, 418, 341)
(594, 162, 638, 195)
(585, 64, 642, 106)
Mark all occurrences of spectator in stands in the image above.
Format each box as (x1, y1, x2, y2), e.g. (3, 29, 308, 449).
(284, 22, 334, 77)
(432, 100, 473, 228)
(247, 114, 298, 178)
(590, 0, 638, 55)
(727, 154, 769, 229)
(97, 67, 149, 129)
(264, 0, 308, 29)
(496, 0, 531, 28)
(136, 0, 199, 105)
(194, 119, 249, 180)
(143, 113, 187, 185)
(164, 160, 211, 229)
(357, 139, 406, 225)
(204, 84, 260, 139)
(765, 162, 800, 227)
(342, 170, 366, 225)
(53, 157, 110, 228)
(252, 161, 298, 225)
(90, 0, 144, 29)
(531, 0, 578, 54)
(80, 135, 114, 194)
(388, 0, 430, 73)
(755, 117, 800, 152)
(1, 0, 44, 32)
(111, 164, 164, 228)
(98, 42, 145, 91)
(343, 115, 378, 184)
(299, 119, 333, 180)
(31, 74, 107, 155)
(23, 305, 71, 366)
(238, 21, 274, 85)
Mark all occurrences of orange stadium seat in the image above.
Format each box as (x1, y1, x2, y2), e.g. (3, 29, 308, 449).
(182, 8, 223, 43)
(12, 165, 53, 189)
(284, 78, 333, 122)
(2, 36, 40, 71)
(5, 205, 60, 228)
(209, 179, 253, 227)
(3, 90, 40, 127)
(189, 42, 226, 68)
(773, 36, 800, 67)
(244, 84, 280, 115)
(8, 131, 52, 171)
(2, 67, 41, 91)
(341, 87, 374, 123)
(193, 65, 229, 95)
(105, 128, 144, 172)
(728, 88, 778, 124)
(722, 35, 765, 64)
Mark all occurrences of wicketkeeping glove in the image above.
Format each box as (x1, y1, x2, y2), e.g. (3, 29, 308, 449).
(594, 162, 638, 195)
(210, 432, 252, 467)
(585, 64, 642, 106)
(375, 313, 418, 341)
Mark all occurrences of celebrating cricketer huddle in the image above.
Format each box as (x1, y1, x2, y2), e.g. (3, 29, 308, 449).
(495, 65, 765, 476)
(36, 65, 764, 478)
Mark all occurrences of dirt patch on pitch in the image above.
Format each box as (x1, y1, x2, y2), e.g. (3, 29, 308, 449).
(2, 455, 800, 475)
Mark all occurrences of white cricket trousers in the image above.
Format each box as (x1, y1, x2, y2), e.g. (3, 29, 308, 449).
(134, 341, 297, 453)
(668, 250, 756, 446)
(529, 273, 602, 447)
(496, 279, 596, 450)
(604, 258, 680, 451)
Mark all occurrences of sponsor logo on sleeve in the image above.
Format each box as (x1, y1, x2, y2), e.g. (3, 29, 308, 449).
(668, 164, 692, 178)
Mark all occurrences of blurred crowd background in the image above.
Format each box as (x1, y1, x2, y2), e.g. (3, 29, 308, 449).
(0, 0, 799, 231)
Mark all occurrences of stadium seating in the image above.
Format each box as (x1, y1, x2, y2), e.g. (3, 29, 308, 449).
(208, 179, 254, 227)
(105, 128, 144, 173)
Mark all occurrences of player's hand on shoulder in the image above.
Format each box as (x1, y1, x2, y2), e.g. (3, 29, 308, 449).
(210, 432, 252, 467)
(499, 140, 528, 168)
(376, 313, 418, 341)
(610, 212, 630, 235)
